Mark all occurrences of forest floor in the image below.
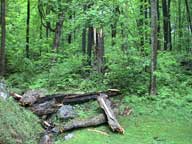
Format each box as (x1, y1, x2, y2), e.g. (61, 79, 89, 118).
(1, 92, 192, 144)
(54, 96, 192, 144)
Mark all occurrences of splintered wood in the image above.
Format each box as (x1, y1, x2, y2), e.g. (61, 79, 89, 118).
(97, 94, 125, 134)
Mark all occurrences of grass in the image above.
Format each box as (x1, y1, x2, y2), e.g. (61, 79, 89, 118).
(54, 96, 192, 144)
(0, 98, 43, 144)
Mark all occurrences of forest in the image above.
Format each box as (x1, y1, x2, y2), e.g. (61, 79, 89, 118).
(0, 0, 192, 144)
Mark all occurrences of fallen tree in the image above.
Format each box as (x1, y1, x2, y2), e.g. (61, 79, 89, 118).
(97, 94, 124, 134)
(11, 89, 121, 117)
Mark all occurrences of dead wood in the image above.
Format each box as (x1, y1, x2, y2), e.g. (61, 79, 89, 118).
(35, 89, 120, 105)
(52, 113, 107, 133)
(30, 100, 58, 116)
(97, 94, 124, 134)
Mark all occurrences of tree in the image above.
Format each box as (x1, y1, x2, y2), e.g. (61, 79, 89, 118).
(0, 0, 6, 76)
(150, 0, 158, 96)
(26, 0, 30, 58)
(52, 11, 65, 52)
(185, 0, 192, 33)
(162, 0, 172, 50)
(94, 28, 105, 73)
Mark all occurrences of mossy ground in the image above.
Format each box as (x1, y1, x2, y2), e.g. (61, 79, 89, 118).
(54, 115, 192, 144)
(0, 98, 43, 144)
(1, 94, 192, 144)
(54, 96, 192, 144)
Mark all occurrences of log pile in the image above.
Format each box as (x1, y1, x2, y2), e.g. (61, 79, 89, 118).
(10, 89, 130, 143)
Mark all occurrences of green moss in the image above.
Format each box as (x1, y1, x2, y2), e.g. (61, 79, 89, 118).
(0, 98, 43, 144)
(54, 112, 192, 144)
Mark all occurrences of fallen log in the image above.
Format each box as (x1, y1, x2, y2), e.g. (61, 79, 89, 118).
(35, 89, 120, 104)
(97, 94, 124, 134)
(30, 100, 59, 116)
(10, 89, 120, 107)
(52, 113, 107, 133)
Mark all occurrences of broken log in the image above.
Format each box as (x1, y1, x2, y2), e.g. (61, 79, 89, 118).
(51, 108, 119, 133)
(52, 113, 107, 133)
(30, 99, 59, 116)
(10, 89, 120, 107)
(35, 89, 120, 104)
(97, 94, 124, 134)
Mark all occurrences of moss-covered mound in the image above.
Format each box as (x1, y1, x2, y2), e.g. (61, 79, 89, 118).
(0, 98, 43, 144)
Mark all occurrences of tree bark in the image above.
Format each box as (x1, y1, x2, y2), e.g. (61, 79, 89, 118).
(162, 0, 169, 50)
(111, 5, 119, 46)
(95, 28, 105, 73)
(157, 0, 161, 50)
(150, 0, 158, 96)
(162, 0, 172, 50)
(26, 0, 30, 58)
(168, 0, 172, 50)
(139, 0, 144, 50)
(52, 12, 65, 52)
(0, 0, 6, 76)
(97, 94, 124, 134)
(178, 0, 182, 49)
(185, 0, 192, 33)
(82, 28, 86, 54)
(87, 26, 94, 66)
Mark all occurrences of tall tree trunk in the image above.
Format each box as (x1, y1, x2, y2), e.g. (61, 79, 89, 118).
(39, 23, 42, 55)
(162, 0, 169, 50)
(82, 5, 86, 54)
(178, 0, 182, 49)
(111, 5, 119, 46)
(168, 0, 172, 50)
(0, 0, 6, 76)
(139, 0, 144, 50)
(185, 0, 192, 33)
(45, 7, 50, 39)
(157, 0, 161, 50)
(68, 15, 72, 44)
(94, 28, 105, 73)
(53, 12, 65, 52)
(82, 28, 86, 54)
(144, 0, 148, 44)
(87, 26, 94, 66)
(150, 0, 158, 96)
(26, 0, 30, 58)
(162, 0, 172, 50)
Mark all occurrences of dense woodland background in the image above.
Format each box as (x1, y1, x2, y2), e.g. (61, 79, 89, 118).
(0, 0, 192, 143)
(0, 0, 192, 95)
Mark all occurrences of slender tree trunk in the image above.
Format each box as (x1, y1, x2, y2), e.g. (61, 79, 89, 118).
(150, 0, 158, 96)
(139, 0, 144, 50)
(178, 0, 182, 49)
(185, 0, 192, 33)
(162, 0, 169, 50)
(144, 0, 148, 43)
(45, 8, 50, 39)
(157, 0, 161, 50)
(82, 28, 86, 54)
(53, 12, 65, 52)
(39, 23, 42, 55)
(87, 26, 94, 66)
(111, 5, 119, 46)
(168, 0, 172, 50)
(26, 0, 30, 58)
(68, 15, 72, 44)
(0, 0, 6, 76)
(95, 28, 105, 73)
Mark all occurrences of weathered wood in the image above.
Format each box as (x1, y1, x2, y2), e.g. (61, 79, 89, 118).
(53, 113, 107, 133)
(97, 94, 124, 134)
(35, 89, 120, 104)
(10, 89, 120, 107)
(30, 100, 58, 116)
